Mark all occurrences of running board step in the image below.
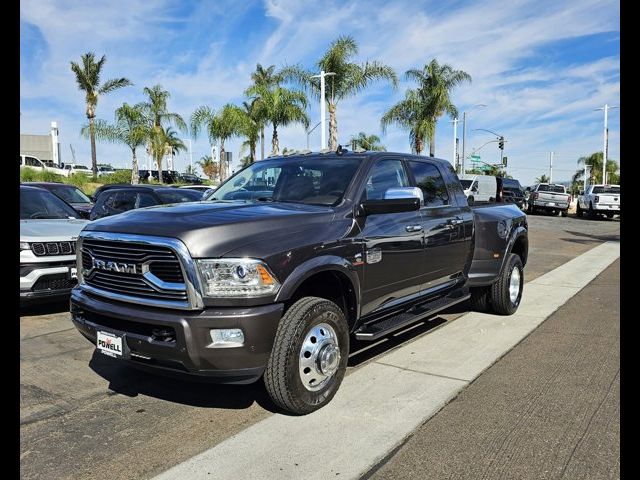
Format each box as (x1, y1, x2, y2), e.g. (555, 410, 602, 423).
(354, 290, 470, 341)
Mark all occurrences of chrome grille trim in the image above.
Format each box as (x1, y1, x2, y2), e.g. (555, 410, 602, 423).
(77, 231, 204, 310)
(31, 241, 76, 257)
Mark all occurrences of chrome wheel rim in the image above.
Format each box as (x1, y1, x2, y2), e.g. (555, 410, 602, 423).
(299, 323, 340, 392)
(509, 267, 521, 304)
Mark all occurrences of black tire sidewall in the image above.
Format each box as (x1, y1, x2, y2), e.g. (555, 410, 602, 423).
(285, 301, 349, 412)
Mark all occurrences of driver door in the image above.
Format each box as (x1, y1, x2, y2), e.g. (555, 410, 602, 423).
(355, 159, 427, 316)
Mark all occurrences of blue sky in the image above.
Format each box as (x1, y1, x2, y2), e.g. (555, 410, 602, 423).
(20, 0, 620, 185)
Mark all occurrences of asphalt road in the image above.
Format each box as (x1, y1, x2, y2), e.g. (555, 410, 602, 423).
(369, 258, 620, 480)
(19, 213, 620, 480)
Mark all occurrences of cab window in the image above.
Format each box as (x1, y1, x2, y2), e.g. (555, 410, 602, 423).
(361, 160, 410, 201)
(408, 161, 450, 207)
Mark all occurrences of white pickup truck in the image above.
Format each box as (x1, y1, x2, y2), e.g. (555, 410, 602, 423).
(526, 183, 571, 216)
(577, 184, 620, 218)
(20, 154, 66, 175)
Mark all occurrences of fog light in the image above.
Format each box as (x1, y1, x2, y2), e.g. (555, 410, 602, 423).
(208, 329, 244, 348)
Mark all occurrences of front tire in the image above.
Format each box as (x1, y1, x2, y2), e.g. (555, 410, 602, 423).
(576, 203, 583, 217)
(588, 202, 597, 219)
(489, 254, 524, 315)
(264, 297, 349, 415)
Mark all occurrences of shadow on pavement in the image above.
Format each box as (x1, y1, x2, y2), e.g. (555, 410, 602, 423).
(88, 351, 279, 413)
(561, 230, 620, 243)
(20, 298, 69, 317)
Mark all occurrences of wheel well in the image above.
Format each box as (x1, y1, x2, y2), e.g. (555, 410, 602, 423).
(286, 271, 358, 330)
(511, 235, 528, 266)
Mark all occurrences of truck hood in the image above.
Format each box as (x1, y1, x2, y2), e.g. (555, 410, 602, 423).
(83, 201, 336, 258)
(20, 218, 89, 242)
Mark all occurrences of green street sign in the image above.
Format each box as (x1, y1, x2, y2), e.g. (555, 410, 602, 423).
(470, 154, 481, 161)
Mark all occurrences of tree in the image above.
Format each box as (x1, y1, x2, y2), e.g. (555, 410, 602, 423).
(282, 35, 397, 149)
(70, 52, 132, 178)
(403, 59, 471, 156)
(198, 155, 220, 182)
(248, 64, 283, 160)
(381, 89, 432, 154)
(161, 127, 187, 171)
(191, 104, 244, 181)
(140, 85, 187, 183)
(245, 85, 309, 155)
(235, 101, 261, 165)
(81, 103, 147, 184)
(572, 151, 620, 186)
(350, 132, 386, 151)
(535, 174, 550, 184)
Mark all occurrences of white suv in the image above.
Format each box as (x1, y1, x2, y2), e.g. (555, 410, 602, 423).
(20, 185, 89, 304)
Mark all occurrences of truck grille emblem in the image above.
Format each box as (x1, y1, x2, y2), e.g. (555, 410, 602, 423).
(92, 258, 137, 274)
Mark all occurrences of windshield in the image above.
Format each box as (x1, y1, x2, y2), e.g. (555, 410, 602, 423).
(210, 157, 362, 206)
(157, 189, 204, 203)
(502, 179, 521, 190)
(592, 186, 620, 194)
(460, 180, 473, 189)
(50, 185, 92, 204)
(74, 165, 89, 170)
(20, 188, 81, 219)
(538, 184, 565, 193)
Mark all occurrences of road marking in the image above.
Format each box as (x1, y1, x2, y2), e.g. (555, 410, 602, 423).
(154, 241, 620, 480)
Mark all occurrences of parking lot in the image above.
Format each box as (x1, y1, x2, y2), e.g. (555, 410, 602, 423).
(20, 214, 620, 480)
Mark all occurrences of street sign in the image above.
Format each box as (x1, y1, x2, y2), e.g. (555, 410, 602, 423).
(470, 154, 481, 161)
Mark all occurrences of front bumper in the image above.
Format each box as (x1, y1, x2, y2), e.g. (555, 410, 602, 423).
(70, 287, 284, 384)
(20, 261, 77, 301)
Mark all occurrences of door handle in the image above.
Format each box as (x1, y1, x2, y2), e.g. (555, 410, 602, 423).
(406, 225, 423, 232)
(448, 217, 464, 226)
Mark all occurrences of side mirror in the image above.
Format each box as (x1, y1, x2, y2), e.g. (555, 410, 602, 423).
(525, 186, 531, 192)
(472, 186, 478, 192)
(383, 186, 424, 205)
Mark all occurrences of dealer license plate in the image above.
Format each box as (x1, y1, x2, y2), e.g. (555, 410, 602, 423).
(97, 331, 123, 358)
(69, 267, 77, 279)
(547, 202, 557, 206)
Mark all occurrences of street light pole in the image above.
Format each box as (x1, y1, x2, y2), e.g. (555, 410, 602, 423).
(450, 118, 458, 170)
(311, 71, 336, 150)
(549, 151, 554, 183)
(461, 104, 486, 175)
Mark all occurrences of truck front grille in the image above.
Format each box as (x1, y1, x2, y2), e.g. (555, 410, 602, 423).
(81, 238, 188, 304)
(32, 241, 76, 256)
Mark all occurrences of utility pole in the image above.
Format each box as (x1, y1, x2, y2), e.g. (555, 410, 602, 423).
(451, 118, 458, 171)
(311, 71, 336, 150)
(461, 104, 486, 174)
(595, 104, 618, 184)
(549, 151, 554, 183)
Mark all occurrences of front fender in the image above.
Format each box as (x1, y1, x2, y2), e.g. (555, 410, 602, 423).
(275, 255, 361, 317)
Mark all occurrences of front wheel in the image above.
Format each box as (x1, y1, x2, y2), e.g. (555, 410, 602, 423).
(264, 297, 349, 415)
(576, 203, 583, 217)
(489, 254, 524, 315)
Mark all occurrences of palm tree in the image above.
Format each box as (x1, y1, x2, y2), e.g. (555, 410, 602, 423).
(140, 85, 187, 183)
(381, 89, 432, 155)
(80, 103, 147, 184)
(404, 59, 471, 156)
(70, 52, 132, 177)
(245, 85, 309, 155)
(236, 101, 261, 164)
(572, 152, 620, 186)
(535, 174, 550, 184)
(350, 132, 386, 151)
(198, 155, 220, 182)
(161, 127, 187, 172)
(191, 104, 244, 181)
(282, 35, 397, 149)
(248, 64, 283, 160)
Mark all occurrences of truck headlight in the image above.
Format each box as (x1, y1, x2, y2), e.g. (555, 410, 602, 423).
(20, 242, 30, 252)
(195, 258, 281, 298)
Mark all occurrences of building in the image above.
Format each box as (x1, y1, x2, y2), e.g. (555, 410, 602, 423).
(20, 122, 61, 166)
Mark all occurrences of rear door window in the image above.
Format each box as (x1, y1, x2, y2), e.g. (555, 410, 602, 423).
(408, 161, 450, 207)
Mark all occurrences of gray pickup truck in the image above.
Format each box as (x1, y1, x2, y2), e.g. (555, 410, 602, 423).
(526, 183, 571, 216)
(70, 151, 528, 414)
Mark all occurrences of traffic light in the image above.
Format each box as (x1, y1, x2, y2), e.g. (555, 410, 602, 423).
(498, 137, 504, 150)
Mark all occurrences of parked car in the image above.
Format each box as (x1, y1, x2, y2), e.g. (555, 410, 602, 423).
(24, 182, 94, 219)
(71, 151, 528, 415)
(61, 163, 93, 177)
(89, 185, 203, 220)
(526, 183, 571, 216)
(577, 184, 620, 218)
(179, 173, 205, 185)
(97, 165, 116, 177)
(20, 154, 65, 175)
(20, 185, 89, 304)
(458, 174, 498, 204)
(498, 177, 526, 211)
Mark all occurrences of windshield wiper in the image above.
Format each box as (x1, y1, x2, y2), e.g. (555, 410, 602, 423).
(256, 197, 274, 202)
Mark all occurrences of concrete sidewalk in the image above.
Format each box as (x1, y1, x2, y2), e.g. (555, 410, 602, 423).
(369, 259, 620, 480)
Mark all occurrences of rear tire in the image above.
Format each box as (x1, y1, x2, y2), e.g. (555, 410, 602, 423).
(489, 254, 524, 315)
(560, 209, 568, 217)
(470, 287, 491, 312)
(588, 202, 597, 219)
(605, 212, 614, 218)
(264, 297, 349, 415)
